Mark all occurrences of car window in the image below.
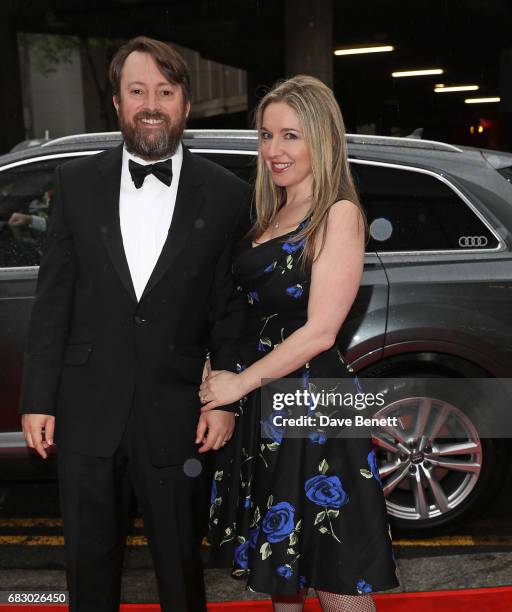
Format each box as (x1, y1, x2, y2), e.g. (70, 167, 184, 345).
(351, 162, 499, 252)
(196, 152, 257, 185)
(0, 159, 64, 268)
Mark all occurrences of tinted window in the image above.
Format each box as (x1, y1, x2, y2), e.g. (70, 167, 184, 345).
(197, 152, 257, 184)
(0, 159, 65, 267)
(351, 162, 499, 252)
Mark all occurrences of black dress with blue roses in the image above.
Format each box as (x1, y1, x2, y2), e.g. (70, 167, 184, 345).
(206, 220, 399, 596)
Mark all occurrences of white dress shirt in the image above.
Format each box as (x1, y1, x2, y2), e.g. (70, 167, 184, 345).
(119, 143, 183, 301)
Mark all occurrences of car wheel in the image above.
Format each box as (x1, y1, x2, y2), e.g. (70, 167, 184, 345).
(368, 372, 506, 534)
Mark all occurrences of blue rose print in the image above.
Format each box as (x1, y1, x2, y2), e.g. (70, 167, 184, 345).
(244, 496, 252, 508)
(248, 526, 260, 550)
(258, 339, 268, 352)
(282, 239, 304, 254)
(264, 262, 276, 273)
(305, 475, 349, 508)
(357, 579, 373, 593)
(277, 564, 293, 579)
(308, 431, 327, 444)
(302, 367, 315, 411)
(299, 575, 307, 589)
(302, 367, 310, 388)
(261, 415, 284, 443)
(234, 540, 250, 569)
(247, 291, 259, 304)
(262, 501, 295, 543)
(210, 480, 217, 505)
(286, 284, 303, 299)
(353, 375, 364, 395)
(367, 448, 381, 483)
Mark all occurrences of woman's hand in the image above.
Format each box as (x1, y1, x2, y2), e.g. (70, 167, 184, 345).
(199, 370, 245, 411)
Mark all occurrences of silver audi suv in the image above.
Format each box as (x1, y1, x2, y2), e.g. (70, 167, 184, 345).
(1, 130, 511, 534)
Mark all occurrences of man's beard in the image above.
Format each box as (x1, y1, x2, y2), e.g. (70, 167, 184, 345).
(118, 106, 187, 161)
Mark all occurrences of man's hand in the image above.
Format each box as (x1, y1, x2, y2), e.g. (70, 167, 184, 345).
(195, 410, 235, 454)
(21, 413, 55, 459)
(201, 357, 211, 382)
(8, 213, 32, 226)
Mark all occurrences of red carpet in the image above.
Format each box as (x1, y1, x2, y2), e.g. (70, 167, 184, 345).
(2, 587, 512, 611)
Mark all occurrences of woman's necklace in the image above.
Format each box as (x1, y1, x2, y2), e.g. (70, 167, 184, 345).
(272, 196, 311, 231)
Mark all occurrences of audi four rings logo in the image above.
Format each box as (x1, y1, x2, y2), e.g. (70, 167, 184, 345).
(458, 235, 488, 248)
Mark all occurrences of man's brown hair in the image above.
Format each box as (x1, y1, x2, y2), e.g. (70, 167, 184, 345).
(109, 36, 191, 102)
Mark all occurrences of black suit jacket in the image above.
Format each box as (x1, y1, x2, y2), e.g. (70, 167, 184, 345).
(19, 144, 251, 466)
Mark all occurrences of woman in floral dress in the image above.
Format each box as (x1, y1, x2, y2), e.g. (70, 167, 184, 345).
(199, 75, 399, 611)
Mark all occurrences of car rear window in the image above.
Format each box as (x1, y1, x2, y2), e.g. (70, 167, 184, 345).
(0, 159, 62, 267)
(352, 162, 499, 252)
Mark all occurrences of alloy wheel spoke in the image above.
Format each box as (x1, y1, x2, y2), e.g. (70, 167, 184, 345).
(413, 398, 431, 441)
(379, 421, 410, 450)
(427, 403, 452, 441)
(383, 463, 410, 496)
(372, 432, 401, 454)
(432, 441, 480, 456)
(423, 466, 450, 513)
(412, 468, 429, 519)
(379, 460, 403, 478)
(428, 458, 481, 473)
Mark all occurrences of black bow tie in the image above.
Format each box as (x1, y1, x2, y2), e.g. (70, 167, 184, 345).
(128, 158, 173, 189)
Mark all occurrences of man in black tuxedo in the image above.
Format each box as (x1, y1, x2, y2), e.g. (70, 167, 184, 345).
(19, 36, 250, 611)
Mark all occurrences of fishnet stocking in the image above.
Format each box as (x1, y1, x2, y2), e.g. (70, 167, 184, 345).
(271, 587, 308, 611)
(316, 590, 376, 612)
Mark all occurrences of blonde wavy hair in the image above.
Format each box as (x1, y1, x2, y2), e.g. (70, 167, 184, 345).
(252, 75, 366, 267)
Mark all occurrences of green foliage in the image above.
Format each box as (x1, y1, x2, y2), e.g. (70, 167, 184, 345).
(21, 34, 80, 76)
(20, 33, 122, 77)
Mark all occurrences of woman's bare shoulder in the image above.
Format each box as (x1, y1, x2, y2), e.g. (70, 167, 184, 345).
(324, 199, 363, 233)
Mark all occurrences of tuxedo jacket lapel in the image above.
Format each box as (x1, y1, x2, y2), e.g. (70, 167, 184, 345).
(96, 144, 138, 303)
(139, 146, 205, 301)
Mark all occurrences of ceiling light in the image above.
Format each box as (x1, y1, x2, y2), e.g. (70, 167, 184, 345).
(392, 69, 444, 77)
(465, 97, 500, 104)
(334, 45, 394, 56)
(435, 85, 479, 93)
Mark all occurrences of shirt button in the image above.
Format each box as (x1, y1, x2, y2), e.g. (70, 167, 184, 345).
(134, 315, 149, 324)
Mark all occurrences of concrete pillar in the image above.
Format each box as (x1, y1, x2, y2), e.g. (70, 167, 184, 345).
(285, 0, 333, 88)
(499, 48, 512, 152)
(0, 5, 25, 153)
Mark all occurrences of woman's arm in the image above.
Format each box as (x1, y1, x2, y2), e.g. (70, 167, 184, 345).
(199, 200, 365, 409)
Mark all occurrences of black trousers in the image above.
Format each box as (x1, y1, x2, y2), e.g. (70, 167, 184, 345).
(57, 388, 210, 611)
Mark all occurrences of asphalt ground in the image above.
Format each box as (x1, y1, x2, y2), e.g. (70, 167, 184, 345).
(0, 480, 511, 602)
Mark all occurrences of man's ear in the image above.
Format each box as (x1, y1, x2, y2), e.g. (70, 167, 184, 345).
(113, 95, 120, 114)
(185, 100, 191, 119)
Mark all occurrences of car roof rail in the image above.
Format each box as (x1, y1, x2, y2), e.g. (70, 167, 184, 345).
(345, 133, 463, 153)
(41, 131, 122, 147)
(41, 129, 462, 153)
(42, 129, 259, 149)
(185, 129, 258, 139)
(186, 130, 462, 152)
